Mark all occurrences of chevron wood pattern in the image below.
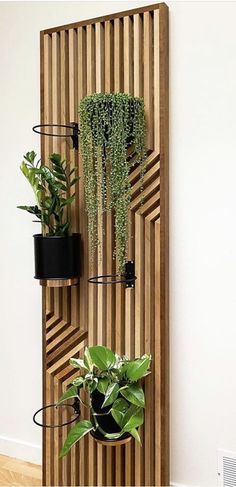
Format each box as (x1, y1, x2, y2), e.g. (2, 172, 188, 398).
(40, 3, 168, 486)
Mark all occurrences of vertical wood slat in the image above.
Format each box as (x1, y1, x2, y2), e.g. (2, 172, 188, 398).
(143, 12, 153, 150)
(113, 17, 125, 486)
(159, 5, 169, 485)
(51, 33, 62, 487)
(134, 213, 144, 486)
(43, 33, 53, 487)
(133, 14, 143, 97)
(60, 30, 72, 487)
(86, 24, 95, 95)
(86, 20, 98, 487)
(104, 19, 115, 487)
(124, 16, 133, 94)
(41, 4, 168, 486)
(114, 18, 123, 92)
(95, 21, 106, 487)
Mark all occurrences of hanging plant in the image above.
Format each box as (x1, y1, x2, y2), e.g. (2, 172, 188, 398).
(79, 93, 146, 274)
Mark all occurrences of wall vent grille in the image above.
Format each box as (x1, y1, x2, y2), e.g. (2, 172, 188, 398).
(218, 450, 236, 487)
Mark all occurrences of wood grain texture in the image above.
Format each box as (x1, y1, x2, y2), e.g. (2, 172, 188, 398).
(41, 3, 169, 486)
(0, 455, 41, 487)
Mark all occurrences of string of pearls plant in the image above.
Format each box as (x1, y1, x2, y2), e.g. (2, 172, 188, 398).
(79, 93, 146, 274)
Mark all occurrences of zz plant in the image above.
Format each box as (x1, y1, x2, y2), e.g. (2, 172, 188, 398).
(58, 345, 151, 457)
(18, 151, 79, 236)
(79, 93, 146, 274)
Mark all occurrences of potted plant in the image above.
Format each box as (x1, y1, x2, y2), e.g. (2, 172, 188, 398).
(57, 345, 151, 456)
(79, 93, 147, 275)
(18, 150, 80, 284)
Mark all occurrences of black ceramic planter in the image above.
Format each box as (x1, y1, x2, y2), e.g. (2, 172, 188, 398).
(90, 389, 131, 445)
(33, 233, 80, 281)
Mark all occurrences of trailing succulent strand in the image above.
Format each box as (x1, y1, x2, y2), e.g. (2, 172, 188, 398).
(79, 92, 146, 274)
(18, 151, 79, 236)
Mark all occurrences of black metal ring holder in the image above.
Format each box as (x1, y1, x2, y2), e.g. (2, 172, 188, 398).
(33, 398, 80, 428)
(32, 122, 79, 150)
(88, 261, 137, 288)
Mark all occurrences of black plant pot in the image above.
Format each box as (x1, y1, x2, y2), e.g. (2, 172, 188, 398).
(33, 233, 80, 281)
(90, 389, 131, 445)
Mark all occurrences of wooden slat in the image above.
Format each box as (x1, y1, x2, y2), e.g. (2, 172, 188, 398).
(159, 5, 169, 485)
(143, 12, 153, 150)
(134, 213, 144, 486)
(154, 10, 160, 152)
(86, 25, 95, 94)
(124, 16, 133, 94)
(105, 21, 114, 92)
(133, 14, 143, 97)
(114, 18, 123, 91)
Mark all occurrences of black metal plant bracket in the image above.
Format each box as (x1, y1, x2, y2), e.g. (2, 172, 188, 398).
(33, 397, 80, 428)
(32, 122, 79, 150)
(88, 261, 137, 288)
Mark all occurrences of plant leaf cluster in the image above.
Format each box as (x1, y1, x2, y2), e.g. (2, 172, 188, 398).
(79, 93, 146, 274)
(18, 151, 79, 236)
(58, 345, 151, 457)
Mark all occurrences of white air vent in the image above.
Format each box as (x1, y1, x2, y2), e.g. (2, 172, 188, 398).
(218, 450, 236, 487)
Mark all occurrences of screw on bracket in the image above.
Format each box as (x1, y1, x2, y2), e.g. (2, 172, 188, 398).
(125, 261, 136, 288)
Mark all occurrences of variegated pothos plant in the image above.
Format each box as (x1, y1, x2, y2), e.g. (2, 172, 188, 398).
(58, 345, 151, 457)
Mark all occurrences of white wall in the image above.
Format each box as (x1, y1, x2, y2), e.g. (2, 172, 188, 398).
(170, 2, 236, 486)
(0, 1, 236, 485)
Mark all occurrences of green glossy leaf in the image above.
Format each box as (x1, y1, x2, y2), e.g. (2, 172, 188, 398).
(20, 160, 42, 207)
(60, 196, 75, 207)
(70, 358, 88, 370)
(84, 347, 93, 372)
(52, 170, 66, 181)
(102, 383, 119, 408)
(49, 153, 62, 165)
(97, 377, 110, 395)
(57, 385, 79, 405)
(125, 355, 151, 381)
(60, 420, 93, 457)
(120, 383, 145, 407)
(70, 177, 80, 187)
(130, 428, 141, 444)
(24, 151, 37, 164)
(17, 205, 41, 219)
(88, 346, 116, 371)
(111, 398, 129, 427)
(71, 377, 84, 388)
(121, 404, 144, 432)
(86, 379, 97, 393)
(103, 432, 122, 440)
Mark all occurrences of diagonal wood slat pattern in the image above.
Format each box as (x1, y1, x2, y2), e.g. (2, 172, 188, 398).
(41, 3, 168, 486)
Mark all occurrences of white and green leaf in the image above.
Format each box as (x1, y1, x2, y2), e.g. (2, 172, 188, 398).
(57, 385, 79, 405)
(111, 398, 129, 427)
(125, 355, 151, 381)
(101, 383, 119, 408)
(70, 357, 88, 371)
(60, 420, 93, 457)
(88, 346, 116, 371)
(120, 383, 145, 407)
(97, 377, 110, 395)
(121, 404, 144, 432)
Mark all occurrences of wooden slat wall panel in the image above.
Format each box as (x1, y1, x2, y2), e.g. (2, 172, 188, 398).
(41, 3, 168, 486)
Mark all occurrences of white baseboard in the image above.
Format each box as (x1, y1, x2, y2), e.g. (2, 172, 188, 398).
(171, 483, 188, 487)
(0, 435, 42, 465)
